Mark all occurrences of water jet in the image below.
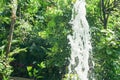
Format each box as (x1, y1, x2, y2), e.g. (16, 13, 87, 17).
(67, 0, 92, 80)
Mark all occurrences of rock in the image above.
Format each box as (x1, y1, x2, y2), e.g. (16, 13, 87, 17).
(10, 77, 33, 80)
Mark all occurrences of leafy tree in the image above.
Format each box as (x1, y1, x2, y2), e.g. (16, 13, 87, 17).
(86, 0, 120, 80)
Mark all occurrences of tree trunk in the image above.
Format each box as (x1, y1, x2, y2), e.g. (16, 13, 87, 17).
(6, 0, 17, 56)
(100, 0, 120, 29)
(100, 0, 108, 29)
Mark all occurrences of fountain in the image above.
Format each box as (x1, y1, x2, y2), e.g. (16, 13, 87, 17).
(67, 0, 92, 80)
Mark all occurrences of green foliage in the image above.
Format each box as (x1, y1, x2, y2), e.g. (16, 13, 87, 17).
(7, 0, 72, 79)
(0, 0, 120, 80)
(87, 0, 120, 80)
(27, 62, 46, 79)
(93, 28, 120, 79)
(0, 47, 26, 80)
(0, 52, 13, 80)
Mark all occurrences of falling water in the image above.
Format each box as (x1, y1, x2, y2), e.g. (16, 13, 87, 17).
(67, 0, 92, 80)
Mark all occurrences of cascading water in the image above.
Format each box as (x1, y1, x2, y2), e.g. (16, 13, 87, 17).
(67, 0, 92, 80)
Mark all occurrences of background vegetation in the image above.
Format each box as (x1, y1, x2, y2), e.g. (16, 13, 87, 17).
(0, 0, 120, 80)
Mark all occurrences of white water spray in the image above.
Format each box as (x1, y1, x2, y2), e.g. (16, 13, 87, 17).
(67, 0, 92, 80)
